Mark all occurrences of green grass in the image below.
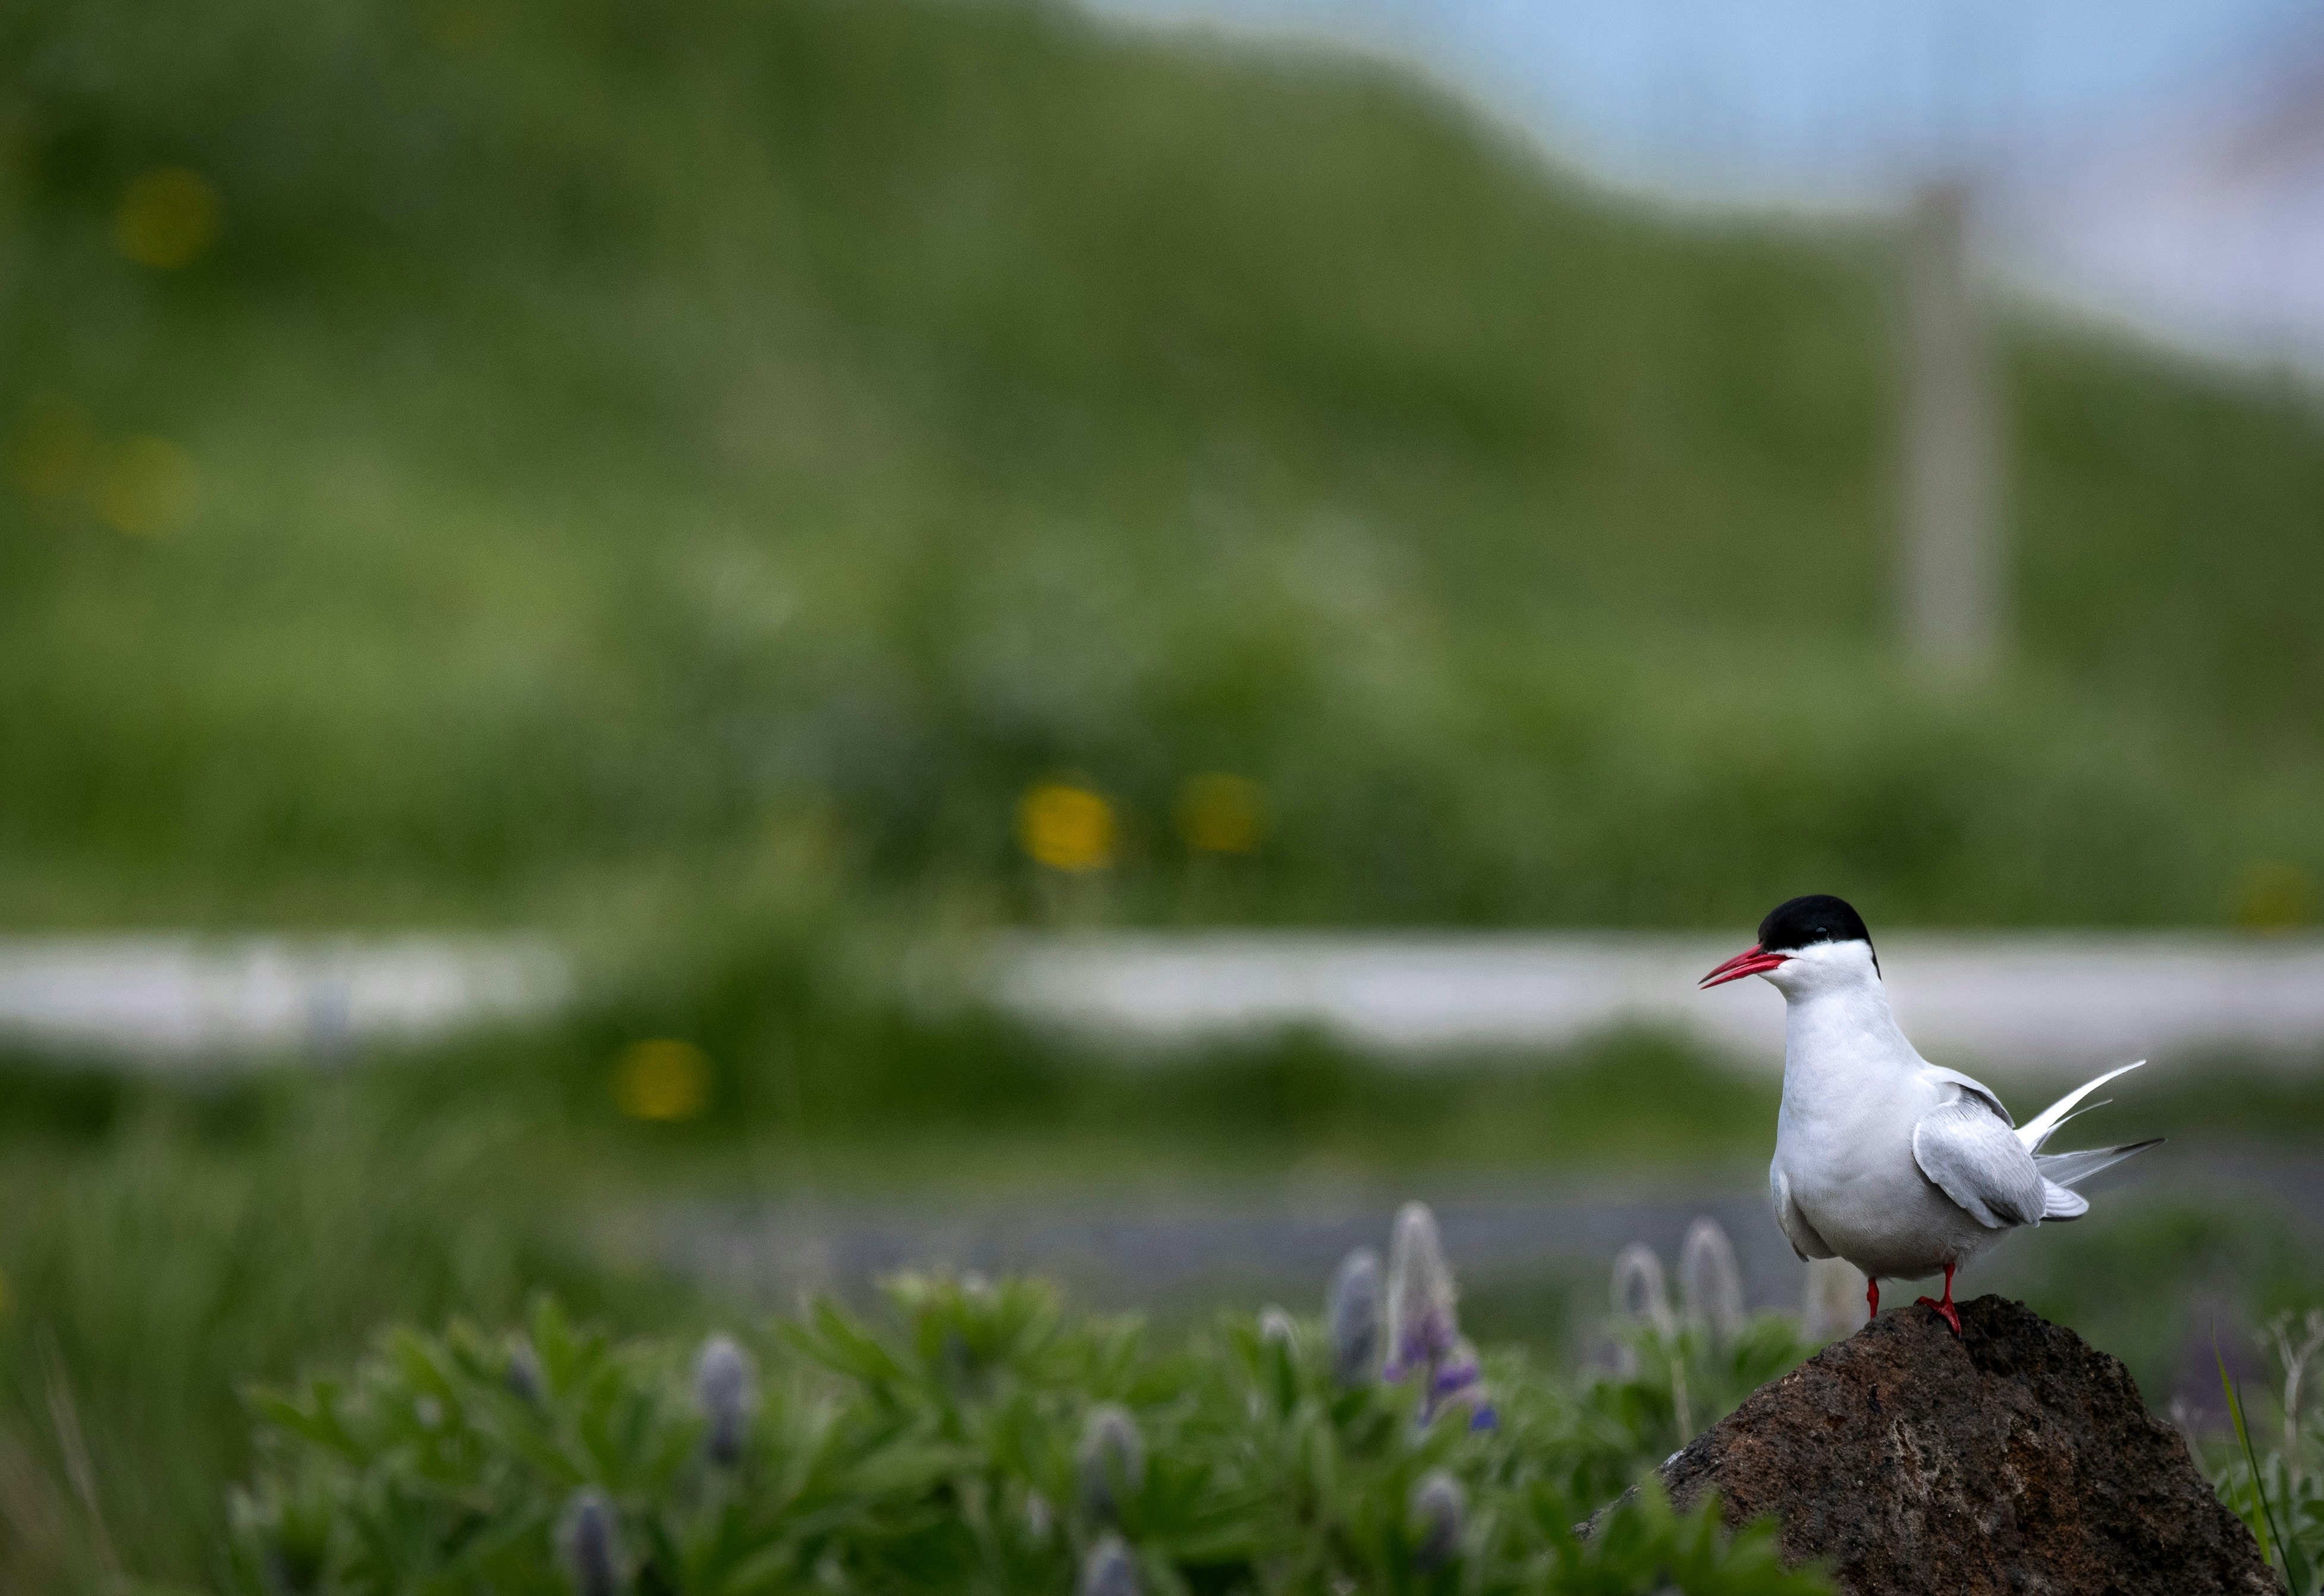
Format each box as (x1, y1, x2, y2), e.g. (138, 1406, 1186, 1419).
(3, 0, 2324, 931)
(0, 1085, 667, 1589)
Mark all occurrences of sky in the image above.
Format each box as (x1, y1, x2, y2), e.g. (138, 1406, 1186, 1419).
(1087, 0, 2319, 201)
(1085, 0, 2324, 363)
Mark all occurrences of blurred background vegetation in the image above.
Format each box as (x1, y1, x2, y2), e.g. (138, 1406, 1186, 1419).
(4, 0, 2324, 1589)
(8, 0, 2324, 933)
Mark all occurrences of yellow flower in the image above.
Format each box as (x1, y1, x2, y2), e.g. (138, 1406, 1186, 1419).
(1174, 772, 1267, 854)
(114, 168, 222, 270)
(613, 1039, 712, 1121)
(1018, 781, 1117, 872)
(10, 394, 98, 502)
(2230, 860, 2319, 932)
(418, 0, 502, 52)
(98, 436, 200, 537)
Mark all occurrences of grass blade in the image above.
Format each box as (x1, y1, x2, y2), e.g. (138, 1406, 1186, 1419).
(2219, 1338, 2288, 1576)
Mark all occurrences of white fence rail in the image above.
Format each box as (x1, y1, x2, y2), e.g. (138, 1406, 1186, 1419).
(988, 932, 2324, 1080)
(0, 936, 569, 1064)
(4, 930, 2322, 1078)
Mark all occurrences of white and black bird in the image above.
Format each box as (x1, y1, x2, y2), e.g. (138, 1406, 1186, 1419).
(1699, 894, 2160, 1334)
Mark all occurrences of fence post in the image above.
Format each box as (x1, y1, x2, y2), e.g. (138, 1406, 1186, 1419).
(1898, 179, 2006, 677)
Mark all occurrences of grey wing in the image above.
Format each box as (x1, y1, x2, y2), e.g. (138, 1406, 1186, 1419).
(1770, 1164, 1836, 1261)
(1921, 1065, 2014, 1126)
(1911, 1099, 2047, 1229)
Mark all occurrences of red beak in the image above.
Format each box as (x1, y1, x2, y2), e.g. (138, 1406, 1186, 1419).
(1700, 943, 1788, 989)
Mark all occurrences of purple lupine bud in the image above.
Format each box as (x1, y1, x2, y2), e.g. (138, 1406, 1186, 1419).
(1428, 1340, 1480, 1400)
(693, 1334, 758, 1466)
(1078, 1532, 1141, 1596)
(1385, 1202, 1458, 1382)
(1421, 1334, 1495, 1430)
(557, 1489, 622, 1596)
(1327, 1248, 1383, 1388)
(505, 1339, 545, 1405)
(1409, 1469, 1465, 1573)
(1678, 1218, 1745, 1343)
(1076, 1404, 1145, 1521)
(1258, 1306, 1298, 1352)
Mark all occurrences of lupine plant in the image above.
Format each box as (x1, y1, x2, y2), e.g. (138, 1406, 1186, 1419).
(1597, 1222, 1813, 1468)
(1383, 1202, 1494, 1432)
(225, 1208, 1830, 1595)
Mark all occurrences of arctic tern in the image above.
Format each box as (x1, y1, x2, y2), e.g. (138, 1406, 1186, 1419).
(1701, 894, 2159, 1335)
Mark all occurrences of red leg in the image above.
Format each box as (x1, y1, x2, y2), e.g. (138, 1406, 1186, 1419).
(1866, 1277, 1879, 1320)
(1916, 1262, 1962, 1337)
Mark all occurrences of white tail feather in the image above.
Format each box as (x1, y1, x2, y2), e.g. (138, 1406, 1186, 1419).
(2017, 1061, 2146, 1153)
(2034, 1138, 2163, 1190)
(2040, 1179, 2090, 1220)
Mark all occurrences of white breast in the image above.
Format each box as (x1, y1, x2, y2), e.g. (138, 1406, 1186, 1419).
(1767, 943, 2009, 1280)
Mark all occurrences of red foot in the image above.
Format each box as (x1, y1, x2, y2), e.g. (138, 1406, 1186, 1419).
(1915, 1262, 1962, 1337)
(1866, 1277, 1880, 1321)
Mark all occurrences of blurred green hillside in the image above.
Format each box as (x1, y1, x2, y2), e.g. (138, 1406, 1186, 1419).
(5, 0, 2324, 931)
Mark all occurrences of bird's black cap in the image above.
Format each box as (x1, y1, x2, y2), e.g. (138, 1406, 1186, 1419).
(1757, 894, 1876, 965)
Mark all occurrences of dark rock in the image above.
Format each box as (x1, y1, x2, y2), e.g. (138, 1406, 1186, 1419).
(1658, 1295, 2281, 1596)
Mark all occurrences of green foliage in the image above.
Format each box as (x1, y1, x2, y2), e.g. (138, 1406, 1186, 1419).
(0, 1069, 699, 1594)
(0, 1022, 1766, 1595)
(4, 0, 2324, 928)
(2206, 1311, 2324, 1596)
(0, 981, 2318, 1592)
(226, 1280, 1831, 1595)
